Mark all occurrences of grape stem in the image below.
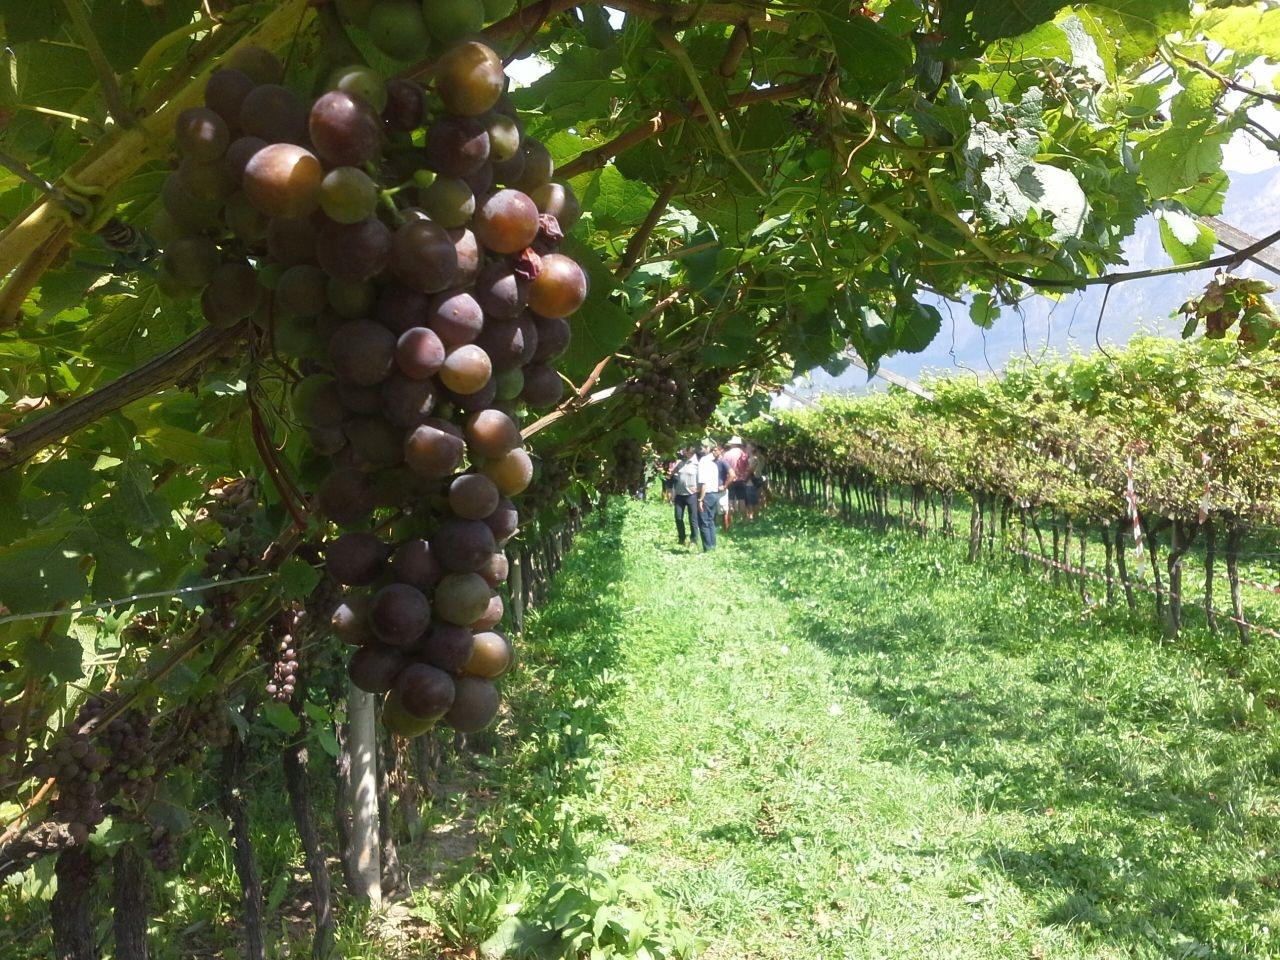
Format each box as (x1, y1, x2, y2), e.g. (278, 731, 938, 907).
(58, 0, 135, 128)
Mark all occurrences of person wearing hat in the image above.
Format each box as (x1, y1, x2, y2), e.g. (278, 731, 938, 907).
(723, 435, 756, 524)
(694, 438, 722, 550)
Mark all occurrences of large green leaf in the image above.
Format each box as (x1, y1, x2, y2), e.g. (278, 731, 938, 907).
(813, 1, 914, 94)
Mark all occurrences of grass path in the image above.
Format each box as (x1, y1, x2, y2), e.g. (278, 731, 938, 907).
(464, 500, 1280, 960)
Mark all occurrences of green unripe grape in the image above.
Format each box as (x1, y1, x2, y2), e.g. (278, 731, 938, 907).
(418, 176, 475, 228)
(328, 63, 388, 113)
(320, 166, 379, 224)
(367, 0, 431, 61)
(481, 0, 515, 20)
(485, 112, 521, 162)
(328, 277, 377, 319)
(494, 367, 523, 400)
(336, 0, 378, 25)
(422, 0, 484, 44)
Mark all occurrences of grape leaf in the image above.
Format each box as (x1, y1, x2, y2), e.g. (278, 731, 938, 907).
(1157, 210, 1216, 264)
(812, 1, 914, 94)
(19, 630, 83, 683)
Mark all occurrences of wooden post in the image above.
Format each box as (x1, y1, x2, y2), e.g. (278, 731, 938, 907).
(283, 706, 335, 960)
(1103, 528, 1115, 606)
(346, 683, 382, 906)
(1115, 522, 1136, 612)
(53, 847, 99, 960)
(112, 846, 148, 960)
(1226, 521, 1248, 645)
(220, 728, 265, 960)
(1203, 519, 1217, 632)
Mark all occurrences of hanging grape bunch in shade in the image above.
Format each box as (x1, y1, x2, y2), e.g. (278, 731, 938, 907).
(155, 20, 584, 736)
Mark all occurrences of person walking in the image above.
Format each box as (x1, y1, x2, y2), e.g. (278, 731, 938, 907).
(672, 447, 699, 547)
(723, 436, 757, 522)
(695, 439, 722, 551)
(714, 443, 734, 531)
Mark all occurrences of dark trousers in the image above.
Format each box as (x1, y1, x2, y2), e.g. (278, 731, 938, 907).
(673, 493, 696, 544)
(696, 491, 719, 550)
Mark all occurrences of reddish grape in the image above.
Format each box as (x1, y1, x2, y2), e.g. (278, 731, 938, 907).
(383, 78, 425, 132)
(473, 189, 539, 255)
(370, 583, 431, 647)
(204, 68, 256, 126)
(310, 90, 383, 167)
(326, 531, 390, 585)
(427, 290, 484, 347)
(511, 139, 554, 192)
(390, 220, 458, 293)
(328, 318, 396, 385)
(317, 216, 392, 283)
(267, 215, 318, 265)
(395, 326, 446, 379)
(482, 447, 533, 495)
(445, 676, 499, 732)
(532, 314, 571, 361)
(474, 261, 529, 319)
(392, 538, 441, 592)
(175, 107, 229, 162)
(520, 363, 565, 409)
(449, 473, 501, 520)
(404, 421, 465, 478)
(435, 40, 505, 116)
(440, 344, 492, 395)
(465, 630, 511, 676)
(464, 409, 521, 458)
(421, 622, 474, 672)
(396, 663, 456, 719)
(243, 143, 322, 218)
(239, 85, 308, 143)
(528, 253, 587, 318)
(381, 372, 438, 427)
(348, 643, 408, 694)
(425, 116, 490, 178)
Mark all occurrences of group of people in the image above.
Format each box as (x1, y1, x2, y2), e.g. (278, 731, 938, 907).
(661, 436, 765, 551)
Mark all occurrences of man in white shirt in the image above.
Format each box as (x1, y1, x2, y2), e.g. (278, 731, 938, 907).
(670, 446, 700, 546)
(695, 439, 722, 551)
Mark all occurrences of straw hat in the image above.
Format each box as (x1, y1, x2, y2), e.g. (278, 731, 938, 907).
(728, 435, 744, 446)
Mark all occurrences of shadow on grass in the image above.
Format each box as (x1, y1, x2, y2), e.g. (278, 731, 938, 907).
(727, 504, 1280, 958)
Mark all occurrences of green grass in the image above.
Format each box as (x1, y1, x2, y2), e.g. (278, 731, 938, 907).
(451, 499, 1280, 960)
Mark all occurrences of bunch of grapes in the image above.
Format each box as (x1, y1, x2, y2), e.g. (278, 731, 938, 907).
(92, 707, 157, 807)
(0, 700, 26, 780)
(156, 15, 587, 739)
(34, 728, 108, 839)
(264, 605, 304, 702)
(162, 695, 232, 771)
(147, 826, 179, 873)
(522, 455, 573, 513)
(197, 479, 267, 632)
(607, 438, 645, 495)
(617, 345, 722, 440)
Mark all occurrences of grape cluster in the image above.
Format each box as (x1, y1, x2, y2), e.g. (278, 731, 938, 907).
(617, 347, 723, 440)
(197, 478, 267, 632)
(155, 18, 587, 738)
(522, 455, 573, 512)
(164, 695, 232, 770)
(607, 438, 645, 495)
(265, 605, 304, 702)
(147, 826, 179, 873)
(0, 700, 26, 780)
(34, 728, 108, 838)
(91, 705, 157, 807)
